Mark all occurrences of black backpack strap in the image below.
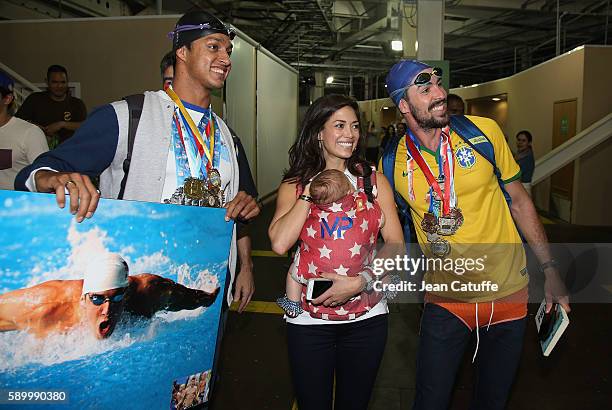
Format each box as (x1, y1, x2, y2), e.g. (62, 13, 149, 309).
(118, 94, 145, 200)
(381, 134, 414, 245)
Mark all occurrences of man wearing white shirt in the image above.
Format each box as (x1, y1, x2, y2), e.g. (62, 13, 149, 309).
(0, 71, 48, 190)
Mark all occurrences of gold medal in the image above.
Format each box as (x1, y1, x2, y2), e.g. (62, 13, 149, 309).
(208, 168, 221, 190)
(421, 212, 438, 234)
(184, 177, 206, 200)
(430, 238, 451, 258)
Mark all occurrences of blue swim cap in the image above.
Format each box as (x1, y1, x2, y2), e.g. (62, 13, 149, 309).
(0, 71, 14, 93)
(386, 60, 431, 106)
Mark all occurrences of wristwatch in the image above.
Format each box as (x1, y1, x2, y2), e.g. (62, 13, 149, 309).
(298, 194, 313, 203)
(539, 259, 558, 273)
(358, 270, 375, 292)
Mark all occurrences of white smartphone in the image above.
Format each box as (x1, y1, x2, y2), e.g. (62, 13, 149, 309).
(306, 278, 333, 301)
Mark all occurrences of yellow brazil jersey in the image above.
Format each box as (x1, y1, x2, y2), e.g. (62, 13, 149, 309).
(391, 116, 528, 302)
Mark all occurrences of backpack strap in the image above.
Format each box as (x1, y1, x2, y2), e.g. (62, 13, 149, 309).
(449, 115, 512, 207)
(381, 134, 414, 245)
(118, 94, 145, 200)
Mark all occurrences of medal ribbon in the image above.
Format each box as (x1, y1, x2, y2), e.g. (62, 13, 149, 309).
(165, 87, 214, 169)
(405, 128, 455, 216)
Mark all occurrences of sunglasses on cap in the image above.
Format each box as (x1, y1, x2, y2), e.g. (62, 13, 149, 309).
(411, 67, 443, 87)
(167, 23, 236, 40)
(88, 292, 125, 306)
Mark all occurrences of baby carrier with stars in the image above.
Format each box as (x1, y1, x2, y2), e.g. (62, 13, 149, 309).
(293, 167, 384, 321)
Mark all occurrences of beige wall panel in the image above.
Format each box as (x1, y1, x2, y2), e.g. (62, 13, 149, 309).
(572, 137, 612, 226)
(256, 50, 298, 198)
(580, 47, 612, 129)
(450, 48, 585, 212)
(573, 46, 612, 225)
(0, 16, 183, 110)
(451, 48, 584, 158)
(224, 35, 257, 175)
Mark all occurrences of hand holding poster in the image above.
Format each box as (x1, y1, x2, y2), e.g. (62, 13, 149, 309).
(0, 190, 233, 409)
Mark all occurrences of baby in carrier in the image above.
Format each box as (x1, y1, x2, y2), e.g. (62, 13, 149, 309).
(277, 169, 385, 319)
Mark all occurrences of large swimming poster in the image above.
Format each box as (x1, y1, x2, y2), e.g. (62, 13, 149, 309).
(0, 190, 233, 409)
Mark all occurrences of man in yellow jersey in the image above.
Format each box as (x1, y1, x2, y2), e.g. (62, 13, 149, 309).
(384, 60, 570, 410)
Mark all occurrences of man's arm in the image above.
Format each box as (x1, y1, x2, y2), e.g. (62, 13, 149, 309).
(233, 227, 255, 312)
(0, 282, 65, 333)
(43, 97, 87, 136)
(127, 274, 220, 316)
(229, 133, 257, 311)
(14, 104, 119, 222)
(505, 181, 570, 312)
(43, 120, 84, 136)
(223, 131, 260, 222)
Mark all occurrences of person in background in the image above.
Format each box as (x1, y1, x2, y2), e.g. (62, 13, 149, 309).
(160, 50, 175, 90)
(364, 120, 379, 163)
(16, 65, 86, 148)
(380, 124, 396, 153)
(0, 71, 48, 190)
(515, 130, 535, 195)
(396, 122, 407, 138)
(447, 93, 465, 116)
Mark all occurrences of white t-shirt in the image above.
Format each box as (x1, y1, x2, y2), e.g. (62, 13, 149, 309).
(286, 168, 389, 325)
(0, 117, 49, 190)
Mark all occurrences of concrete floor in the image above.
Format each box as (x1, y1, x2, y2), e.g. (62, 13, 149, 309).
(209, 204, 612, 410)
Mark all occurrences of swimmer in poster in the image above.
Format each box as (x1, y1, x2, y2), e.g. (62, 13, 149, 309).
(0, 190, 233, 409)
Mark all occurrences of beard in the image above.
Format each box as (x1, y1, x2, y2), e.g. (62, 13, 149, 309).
(409, 99, 449, 130)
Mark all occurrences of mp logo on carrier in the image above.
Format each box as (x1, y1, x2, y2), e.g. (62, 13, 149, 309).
(455, 146, 476, 169)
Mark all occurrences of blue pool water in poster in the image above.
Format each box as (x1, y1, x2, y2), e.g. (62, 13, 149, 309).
(0, 191, 233, 409)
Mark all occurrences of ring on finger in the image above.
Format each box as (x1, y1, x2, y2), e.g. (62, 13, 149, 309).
(65, 180, 76, 189)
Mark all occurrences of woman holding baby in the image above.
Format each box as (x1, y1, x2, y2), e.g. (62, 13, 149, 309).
(269, 94, 404, 410)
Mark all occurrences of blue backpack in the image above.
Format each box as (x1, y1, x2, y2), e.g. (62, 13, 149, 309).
(381, 115, 512, 245)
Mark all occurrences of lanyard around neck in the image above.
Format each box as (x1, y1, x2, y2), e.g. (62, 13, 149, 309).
(165, 87, 214, 166)
(405, 130, 454, 215)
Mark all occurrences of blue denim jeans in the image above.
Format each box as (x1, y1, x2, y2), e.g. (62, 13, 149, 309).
(413, 303, 527, 410)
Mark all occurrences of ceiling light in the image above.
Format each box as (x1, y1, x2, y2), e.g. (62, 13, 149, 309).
(326, 76, 334, 84)
(382, 107, 389, 110)
(492, 97, 501, 101)
(391, 40, 403, 51)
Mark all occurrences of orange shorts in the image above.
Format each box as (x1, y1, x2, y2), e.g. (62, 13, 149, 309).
(425, 287, 528, 331)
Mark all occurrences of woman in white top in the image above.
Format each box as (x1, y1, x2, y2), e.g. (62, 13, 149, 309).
(269, 94, 404, 410)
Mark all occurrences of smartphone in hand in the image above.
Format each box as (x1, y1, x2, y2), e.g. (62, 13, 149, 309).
(306, 278, 333, 301)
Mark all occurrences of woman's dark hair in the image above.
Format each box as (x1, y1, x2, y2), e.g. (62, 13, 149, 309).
(516, 130, 533, 143)
(284, 94, 370, 187)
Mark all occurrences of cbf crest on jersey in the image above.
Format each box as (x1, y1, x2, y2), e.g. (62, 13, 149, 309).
(455, 146, 476, 169)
